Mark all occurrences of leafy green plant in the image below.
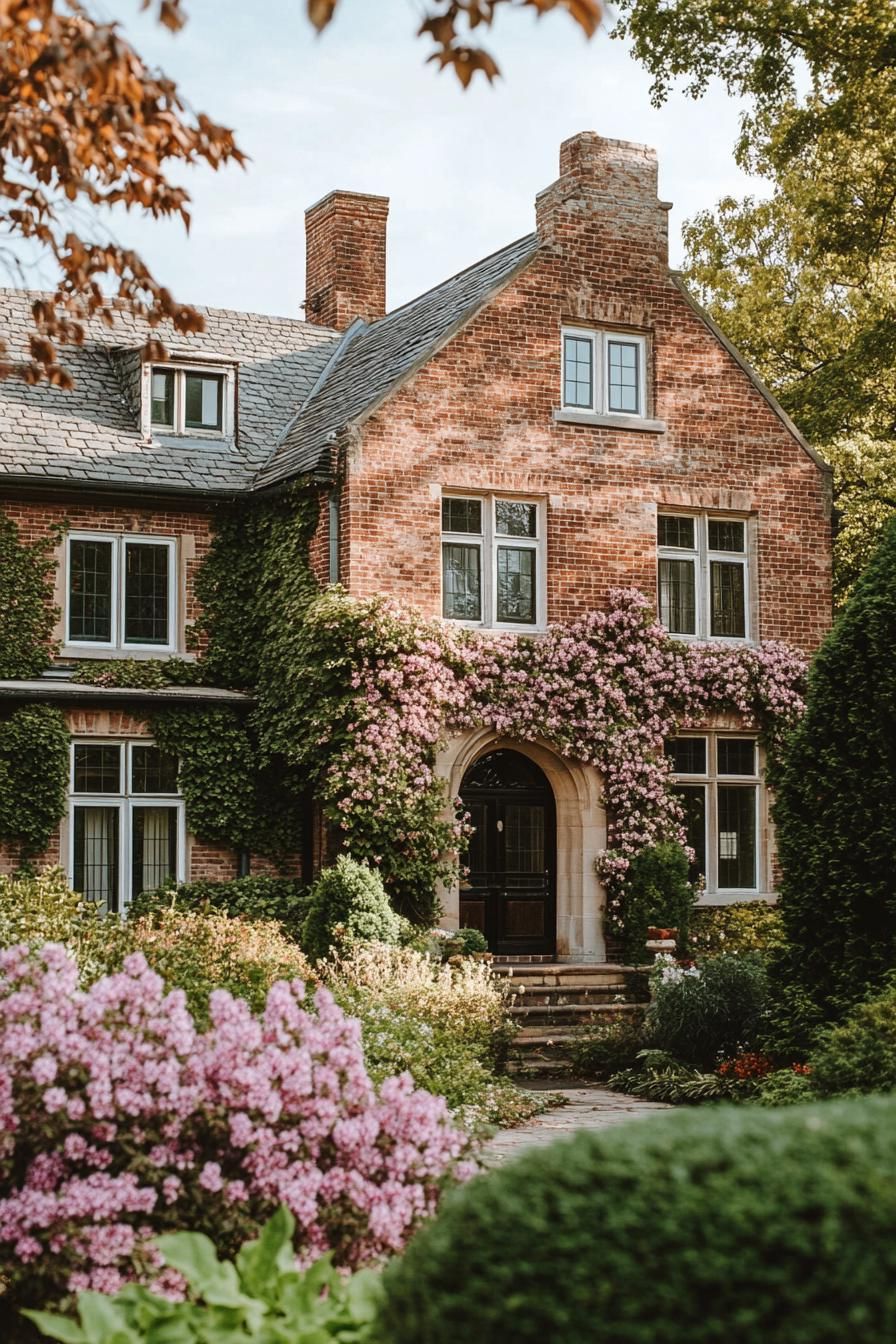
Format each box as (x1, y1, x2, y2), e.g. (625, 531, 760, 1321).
(24, 1206, 382, 1344)
(809, 979, 896, 1099)
(613, 841, 696, 963)
(131, 875, 310, 942)
(0, 706, 69, 860)
(690, 902, 785, 958)
(752, 1068, 815, 1107)
(120, 910, 314, 1026)
(71, 657, 205, 688)
(570, 1015, 646, 1080)
(607, 1053, 742, 1104)
(324, 941, 529, 1130)
(149, 706, 304, 864)
(0, 511, 59, 679)
(771, 517, 896, 1017)
(376, 1093, 896, 1344)
(444, 927, 488, 957)
(646, 953, 769, 1070)
(302, 857, 402, 962)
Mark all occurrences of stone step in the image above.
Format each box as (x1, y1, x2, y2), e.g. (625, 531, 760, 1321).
(509, 1003, 636, 1026)
(507, 986, 635, 1007)
(513, 1004, 643, 1041)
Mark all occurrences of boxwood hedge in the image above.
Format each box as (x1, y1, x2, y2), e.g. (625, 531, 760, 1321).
(377, 1095, 896, 1344)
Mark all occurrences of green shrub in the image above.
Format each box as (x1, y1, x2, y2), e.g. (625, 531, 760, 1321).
(616, 841, 696, 963)
(759, 953, 827, 1060)
(570, 1015, 646, 1080)
(0, 868, 124, 985)
(690, 902, 786, 958)
(752, 1068, 815, 1107)
(324, 942, 532, 1131)
(443, 927, 489, 957)
(771, 516, 896, 1016)
(120, 910, 314, 1025)
(376, 1094, 896, 1344)
(647, 953, 768, 1070)
(26, 1207, 382, 1344)
(810, 980, 896, 1098)
(131, 874, 310, 941)
(302, 857, 402, 962)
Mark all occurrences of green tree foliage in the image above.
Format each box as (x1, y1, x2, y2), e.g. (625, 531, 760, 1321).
(0, 705, 69, 860)
(0, 512, 59, 678)
(771, 518, 896, 1017)
(378, 1093, 896, 1344)
(614, 0, 896, 599)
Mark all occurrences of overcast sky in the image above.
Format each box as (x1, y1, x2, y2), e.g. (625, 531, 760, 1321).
(68, 0, 766, 319)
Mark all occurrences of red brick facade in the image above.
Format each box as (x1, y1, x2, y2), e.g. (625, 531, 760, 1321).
(331, 135, 831, 653)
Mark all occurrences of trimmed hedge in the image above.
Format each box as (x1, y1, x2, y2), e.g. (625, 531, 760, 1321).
(772, 516, 896, 1016)
(131, 875, 309, 941)
(618, 840, 695, 963)
(377, 1095, 896, 1344)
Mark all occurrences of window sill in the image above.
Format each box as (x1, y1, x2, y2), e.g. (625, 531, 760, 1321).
(553, 409, 667, 433)
(59, 648, 189, 662)
(696, 891, 777, 907)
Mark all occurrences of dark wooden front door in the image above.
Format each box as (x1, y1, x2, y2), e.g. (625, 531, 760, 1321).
(459, 750, 556, 956)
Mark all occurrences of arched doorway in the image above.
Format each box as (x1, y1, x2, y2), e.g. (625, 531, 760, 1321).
(459, 749, 557, 956)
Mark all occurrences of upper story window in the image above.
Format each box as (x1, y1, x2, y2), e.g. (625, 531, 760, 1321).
(657, 513, 751, 642)
(69, 741, 183, 913)
(666, 734, 761, 895)
(441, 494, 545, 631)
(146, 363, 234, 437)
(66, 532, 177, 653)
(562, 328, 647, 418)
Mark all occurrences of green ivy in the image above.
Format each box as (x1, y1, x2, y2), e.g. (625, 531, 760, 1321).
(71, 658, 205, 688)
(149, 706, 303, 865)
(0, 511, 60, 678)
(194, 490, 320, 690)
(0, 705, 69, 860)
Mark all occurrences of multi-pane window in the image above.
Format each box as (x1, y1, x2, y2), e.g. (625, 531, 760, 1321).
(150, 367, 226, 435)
(441, 495, 544, 629)
(66, 533, 176, 651)
(666, 734, 761, 894)
(69, 742, 183, 913)
(561, 328, 647, 417)
(657, 513, 750, 641)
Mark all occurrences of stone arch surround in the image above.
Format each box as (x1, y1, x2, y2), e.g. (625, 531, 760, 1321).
(436, 729, 608, 962)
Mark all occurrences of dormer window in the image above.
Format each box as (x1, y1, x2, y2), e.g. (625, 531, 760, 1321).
(561, 328, 648, 418)
(145, 363, 233, 437)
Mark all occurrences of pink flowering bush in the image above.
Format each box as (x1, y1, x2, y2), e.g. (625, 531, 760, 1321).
(0, 942, 472, 1313)
(258, 586, 806, 928)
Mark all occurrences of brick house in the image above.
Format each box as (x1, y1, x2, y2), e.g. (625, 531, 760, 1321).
(0, 133, 832, 960)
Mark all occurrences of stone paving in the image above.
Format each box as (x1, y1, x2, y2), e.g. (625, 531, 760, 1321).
(482, 1085, 673, 1165)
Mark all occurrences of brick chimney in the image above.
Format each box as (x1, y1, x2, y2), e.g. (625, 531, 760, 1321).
(536, 132, 671, 270)
(304, 190, 389, 329)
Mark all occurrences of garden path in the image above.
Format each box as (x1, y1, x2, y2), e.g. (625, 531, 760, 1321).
(482, 1085, 672, 1165)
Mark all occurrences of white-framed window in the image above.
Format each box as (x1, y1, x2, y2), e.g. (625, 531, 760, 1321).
(657, 513, 751, 641)
(561, 327, 647, 417)
(65, 532, 177, 653)
(666, 734, 761, 895)
(68, 740, 185, 914)
(146, 363, 235, 438)
(441, 495, 546, 630)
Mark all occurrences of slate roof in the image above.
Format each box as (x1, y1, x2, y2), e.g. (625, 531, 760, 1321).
(0, 232, 541, 496)
(0, 292, 339, 494)
(256, 232, 541, 487)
